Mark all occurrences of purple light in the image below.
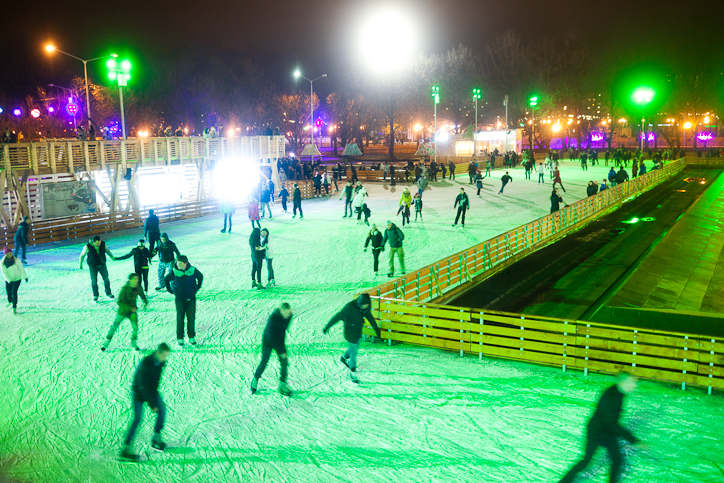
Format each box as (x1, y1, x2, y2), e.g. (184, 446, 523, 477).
(639, 133, 656, 142)
(697, 132, 714, 141)
(591, 133, 604, 142)
(48, 106, 55, 113)
(66, 103, 79, 116)
(13, 108, 22, 117)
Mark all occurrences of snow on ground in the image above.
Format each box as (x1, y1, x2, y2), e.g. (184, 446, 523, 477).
(2, 160, 722, 483)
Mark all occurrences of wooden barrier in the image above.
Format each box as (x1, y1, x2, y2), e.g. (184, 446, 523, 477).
(363, 298, 724, 393)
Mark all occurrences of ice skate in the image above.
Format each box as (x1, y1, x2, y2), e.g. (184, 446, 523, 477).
(252, 281, 257, 289)
(131, 342, 140, 351)
(278, 382, 293, 396)
(189, 338, 197, 346)
(339, 356, 350, 369)
(300, 215, 303, 219)
(221, 228, 226, 233)
(22, 259, 27, 265)
(292, 215, 296, 219)
(107, 294, 115, 299)
(387, 273, 394, 278)
(257, 283, 266, 290)
(119, 447, 139, 462)
(349, 371, 360, 384)
(269, 279, 276, 286)
(12, 307, 16, 315)
(101, 339, 110, 351)
(93, 297, 99, 303)
(177, 338, 184, 347)
(151, 434, 166, 451)
(155, 286, 163, 291)
(250, 377, 259, 394)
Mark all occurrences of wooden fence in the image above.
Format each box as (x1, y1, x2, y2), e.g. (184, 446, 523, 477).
(362, 298, 723, 393)
(367, 158, 687, 304)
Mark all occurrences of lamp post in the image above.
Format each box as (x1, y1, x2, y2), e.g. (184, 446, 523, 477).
(504, 95, 509, 152)
(472, 88, 481, 157)
(683, 121, 692, 149)
(45, 44, 117, 123)
(294, 70, 327, 148)
(529, 95, 538, 151)
(632, 87, 655, 152)
(432, 85, 440, 165)
(107, 58, 132, 139)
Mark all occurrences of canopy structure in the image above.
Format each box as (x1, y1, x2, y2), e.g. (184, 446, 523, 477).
(341, 143, 363, 156)
(414, 142, 435, 157)
(300, 143, 322, 157)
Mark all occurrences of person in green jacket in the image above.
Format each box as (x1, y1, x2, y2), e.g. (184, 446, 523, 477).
(102, 273, 148, 352)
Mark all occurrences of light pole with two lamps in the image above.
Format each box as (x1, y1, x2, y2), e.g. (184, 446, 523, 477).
(432, 85, 440, 165)
(293, 70, 327, 148)
(632, 87, 655, 152)
(472, 88, 481, 157)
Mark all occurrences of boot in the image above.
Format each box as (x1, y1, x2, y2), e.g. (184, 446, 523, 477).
(250, 377, 259, 395)
(151, 433, 166, 451)
(278, 382, 292, 396)
(101, 339, 111, 352)
(119, 445, 139, 462)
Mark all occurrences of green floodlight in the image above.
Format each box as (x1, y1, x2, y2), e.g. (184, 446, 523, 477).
(529, 95, 538, 107)
(632, 87, 655, 106)
(108, 72, 117, 81)
(472, 88, 481, 100)
(431, 85, 440, 104)
(106, 58, 117, 70)
(120, 59, 132, 72)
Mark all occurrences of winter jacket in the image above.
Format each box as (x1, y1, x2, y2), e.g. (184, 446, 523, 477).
(615, 169, 629, 184)
(417, 177, 428, 191)
(553, 170, 562, 183)
(353, 189, 367, 209)
(608, 168, 617, 182)
(263, 308, 292, 345)
(586, 184, 598, 197)
(293, 187, 302, 203)
(342, 185, 354, 200)
(261, 235, 274, 258)
(600, 182, 608, 191)
(323, 300, 381, 343)
(365, 230, 383, 250)
(117, 282, 148, 317)
(250, 235, 266, 259)
(313, 174, 322, 187)
(132, 353, 166, 404)
(454, 193, 470, 210)
(537, 164, 545, 174)
(14, 221, 29, 242)
(382, 223, 405, 249)
(84, 240, 109, 268)
(639, 164, 647, 176)
(587, 384, 639, 443)
(248, 201, 261, 221)
(221, 201, 236, 214)
(116, 246, 153, 270)
(260, 189, 271, 203)
(164, 263, 203, 300)
(475, 174, 483, 188)
(448, 161, 455, 173)
(501, 174, 512, 185)
(399, 191, 412, 207)
(155, 239, 180, 264)
(143, 214, 160, 237)
(550, 194, 563, 212)
(414, 197, 423, 212)
(1, 255, 27, 282)
(279, 188, 289, 200)
(468, 163, 477, 175)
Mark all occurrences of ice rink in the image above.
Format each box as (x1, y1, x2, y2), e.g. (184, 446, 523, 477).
(2, 161, 722, 482)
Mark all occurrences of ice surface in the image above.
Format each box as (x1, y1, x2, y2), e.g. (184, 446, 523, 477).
(1, 161, 721, 482)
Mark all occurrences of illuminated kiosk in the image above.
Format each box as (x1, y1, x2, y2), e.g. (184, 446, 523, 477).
(433, 130, 523, 157)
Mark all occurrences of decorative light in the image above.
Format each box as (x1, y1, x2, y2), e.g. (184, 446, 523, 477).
(13, 108, 22, 117)
(632, 87, 655, 106)
(48, 106, 55, 113)
(683, 121, 693, 130)
(591, 133, 604, 142)
(697, 132, 714, 141)
(45, 44, 56, 53)
(414, 124, 422, 131)
(30, 109, 40, 118)
(618, 118, 627, 123)
(704, 116, 710, 124)
(552, 123, 562, 133)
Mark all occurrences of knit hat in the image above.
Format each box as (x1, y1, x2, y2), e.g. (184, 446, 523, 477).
(3, 247, 11, 255)
(356, 293, 371, 308)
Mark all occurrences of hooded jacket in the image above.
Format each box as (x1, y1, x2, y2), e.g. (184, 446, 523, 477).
(2, 255, 27, 282)
(117, 282, 148, 317)
(364, 230, 383, 250)
(323, 299, 381, 343)
(117, 246, 153, 270)
(144, 214, 160, 236)
(164, 263, 203, 300)
(132, 353, 166, 404)
(382, 223, 405, 249)
(155, 237, 180, 264)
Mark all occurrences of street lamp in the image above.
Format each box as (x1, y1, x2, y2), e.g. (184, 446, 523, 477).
(529, 95, 539, 150)
(107, 58, 132, 139)
(472, 88, 481, 157)
(432, 85, 440, 165)
(631, 87, 655, 152)
(45, 44, 117, 123)
(683, 121, 693, 148)
(294, 70, 327, 148)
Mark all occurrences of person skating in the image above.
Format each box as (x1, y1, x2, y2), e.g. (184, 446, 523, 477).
(323, 293, 381, 383)
(79, 235, 116, 302)
(553, 167, 567, 193)
(279, 184, 289, 213)
(448, 160, 456, 180)
(608, 167, 617, 186)
(250, 302, 294, 396)
(364, 224, 384, 275)
(313, 170, 322, 197)
(260, 184, 273, 218)
(537, 162, 545, 183)
(417, 174, 428, 198)
(353, 185, 368, 224)
(220, 200, 236, 232)
(292, 184, 303, 219)
(13, 216, 30, 264)
(249, 228, 265, 289)
(248, 196, 262, 228)
(102, 273, 148, 352)
(468, 162, 477, 184)
(475, 170, 483, 196)
(260, 228, 275, 286)
(164, 255, 203, 346)
(116, 239, 153, 292)
(341, 181, 354, 218)
(382, 220, 405, 277)
(550, 188, 566, 213)
(2, 247, 28, 315)
(453, 188, 470, 227)
(144, 210, 160, 253)
(557, 372, 646, 483)
(498, 171, 512, 194)
(389, 163, 396, 186)
(120, 343, 171, 462)
(413, 193, 423, 222)
(153, 233, 180, 291)
(397, 188, 412, 227)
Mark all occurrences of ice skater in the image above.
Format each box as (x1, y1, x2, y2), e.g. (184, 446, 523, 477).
(413, 193, 423, 222)
(79, 235, 116, 302)
(120, 342, 170, 462)
(550, 188, 567, 213)
(417, 174, 428, 198)
(537, 162, 545, 183)
(2, 246, 28, 315)
(353, 185, 369, 224)
(557, 372, 646, 483)
(453, 188, 470, 227)
(553, 167, 567, 192)
(144, 209, 160, 253)
(397, 188, 412, 227)
(164, 255, 203, 346)
(364, 224, 384, 275)
(13, 216, 30, 264)
(260, 185, 273, 218)
(498, 171, 512, 194)
(116, 239, 153, 292)
(323, 293, 381, 383)
(475, 170, 483, 196)
(250, 228, 265, 289)
(292, 184, 303, 219)
(248, 196, 261, 228)
(260, 228, 275, 286)
(102, 273, 148, 352)
(153, 233, 180, 291)
(250, 302, 293, 396)
(279, 184, 289, 213)
(341, 180, 354, 218)
(220, 199, 235, 232)
(382, 220, 405, 277)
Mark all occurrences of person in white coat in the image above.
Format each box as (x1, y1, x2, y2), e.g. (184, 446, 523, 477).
(260, 228, 275, 286)
(352, 187, 368, 224)
(2, 247, 28, 315)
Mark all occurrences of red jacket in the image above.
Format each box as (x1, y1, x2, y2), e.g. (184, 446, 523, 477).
(248, 202, 260, 221)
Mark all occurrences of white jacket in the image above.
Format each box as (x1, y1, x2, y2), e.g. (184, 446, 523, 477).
(261, 236, 274, 259)
(1, 255, 27, 282)
(353, 189, 367, 208)
(537, 164, 544, 174)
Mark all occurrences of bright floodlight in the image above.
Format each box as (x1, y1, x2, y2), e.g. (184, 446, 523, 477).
(683, 121, 692, 129)
(359, 7, 415, 75)
(632, 87, 655, 106)
(552, 123, 561, 133)
(45, 44, 56, 52)
(293, 70, 301, 78)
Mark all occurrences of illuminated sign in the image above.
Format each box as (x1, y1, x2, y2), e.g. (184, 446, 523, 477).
(591, 133, 604, 142)
(697, 132, 714, 141)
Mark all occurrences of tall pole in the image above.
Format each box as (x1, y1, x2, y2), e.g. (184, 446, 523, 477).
(640, 117, 645, 152)
(434, 101, 437, 166)
(474, 98, 478, 157)
(310, 80, 314, 146)
(504, 95, 509, 152)
(83, 60, 91, 122)
(119, 86, 126, 139)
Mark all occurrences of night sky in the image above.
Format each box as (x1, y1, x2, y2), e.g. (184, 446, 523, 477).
(2, 0, 723, 96)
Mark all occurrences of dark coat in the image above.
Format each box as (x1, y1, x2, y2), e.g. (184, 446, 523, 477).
(144, 214, 160, 236)
(293, 187, 302, 203)
(382, 224, 404, 249)
(454, 193, 470, 210)
(587, 384, 639, 443)
(586, 184, 598, 197)
(86, 241, 108, 268)
(132, 353, 166, 404)
(550, 194, 563, 212)
(279, 188, 289, 200)
(164, 264, 203, 300)
(155, 240, 180, 263)
(324, 300, 381, 343)
(117, 246, 153, 270)
(263, 308, 292, 346)
(365, 230, 384, 250)
(615, 169, 629, 183)
(14, 221, 29, 242)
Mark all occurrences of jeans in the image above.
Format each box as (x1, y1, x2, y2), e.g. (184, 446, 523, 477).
(158, 261, 172, 288)
(14, 236, 26, 260)
(372, 249, 381, 272)
(344, 342, 360, 370)
(106, 313, 139, 342)
(223, 213, 233, 231)
(147, 232, 160, 254)
(260, 202, 272, 217)
(250, 219, 261, 228)
(344, 199, 353, 217)
(558, 431, 623, 483)
(254, 337, 288, 382)
(136, 267, 149, 292)
(175, 298, 196, 339)
(281, 198, 287, 211)
(388, 247, 405, 274)
(266, 258, 275, 281)
(538, 173, 544, 183)
(124, 394, 166, 446)
(6, 280, 21, 308)
(293, 201, 303, 217)
(454, 207, 466, 225)
(449, 169, 455, 180)
(89, 265, 112, 298)
(251, 255, 263, 283)
(498, 181, 508, 194)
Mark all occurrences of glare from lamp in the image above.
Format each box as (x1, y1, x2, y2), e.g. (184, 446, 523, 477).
(358, 7, 416, 75)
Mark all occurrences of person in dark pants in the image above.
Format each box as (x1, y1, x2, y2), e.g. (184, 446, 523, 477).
(249, 228, 265, 289)
(79, 235, 116, 302)
(557, 372, 645, 483)
(261, 228, 275, 286)
(498, 171, 512, 194)
(453, 188, 470, 227)
(220, 200, 236, 232)
(475, 171, 483, 196)
(279, 184, 289, 213)
(120, 343, 170, 462)
(341, 181, 354, 218)
(292, 183, 303, 219)
(102, 273, 148, 352)
(550, 189, 566, 213)
(250, 303, 293, 396)
(448, 160, 456, 180)
(153, 233, 180, 291)
(13, 216, 30, 263)
(164, 255, 203, 347)
(116, 239, 153, 292)
(323, 294, 381, 383)
(389, 164, 396, 186)
(144, 210, 160, 254)
(364, 224, 384, 275)
(2, 247, 28, 315)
